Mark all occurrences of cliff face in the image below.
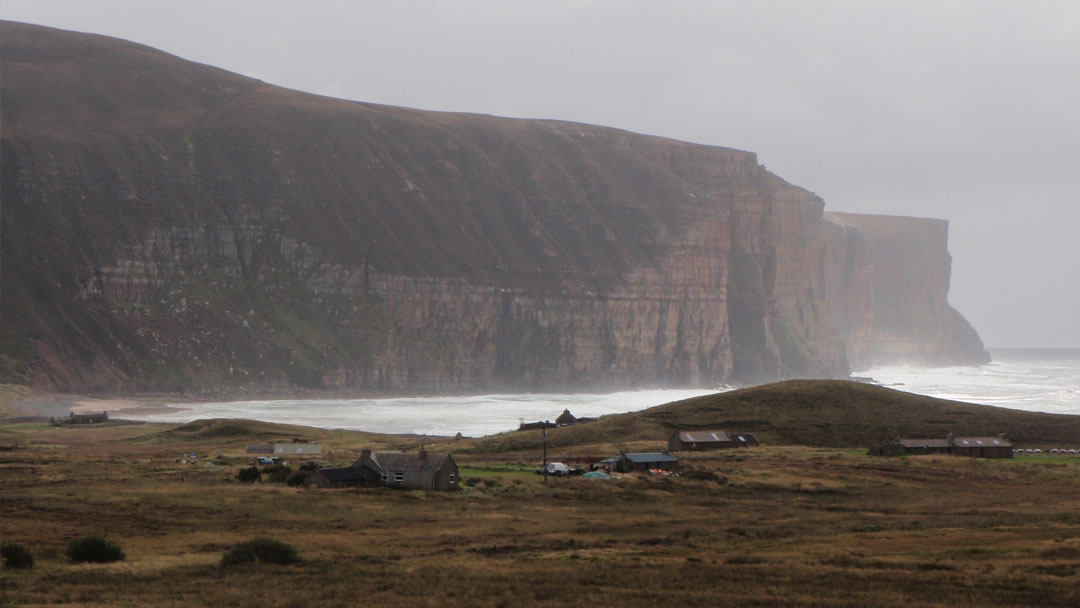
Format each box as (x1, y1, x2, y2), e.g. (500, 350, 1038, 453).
(824, 212, 989, 367)
(0, 22, 986, 395)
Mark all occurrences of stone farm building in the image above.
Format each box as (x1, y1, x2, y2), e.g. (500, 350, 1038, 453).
(273, 442, 322, 456)
(668, 429, 759, 451)
(246, 442, 322, 456)
(308, 449, 460, 491)
(869, 434, 1013, 458)
(615, 452, 679, 473)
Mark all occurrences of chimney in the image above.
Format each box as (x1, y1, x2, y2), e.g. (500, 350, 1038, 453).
(360, 449, 371, 463)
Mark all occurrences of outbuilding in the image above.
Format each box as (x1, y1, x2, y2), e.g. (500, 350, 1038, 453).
(869, 433, 1013, 458)
(615, 452, 679, 473)
(273, 442, 322, 456)
(668, 429, 759, 451)
(949, 435, 1013, 458)
(305, 464, 380, 488)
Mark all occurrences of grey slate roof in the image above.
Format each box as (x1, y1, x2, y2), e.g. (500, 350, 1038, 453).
(678, 430, 732, 443)
(898, 438, 951, 448)
(372, 452, 454, 472)
(624, 452, 679, 463)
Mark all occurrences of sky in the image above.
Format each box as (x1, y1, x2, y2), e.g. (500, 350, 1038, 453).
(2, 1, 1078, 348)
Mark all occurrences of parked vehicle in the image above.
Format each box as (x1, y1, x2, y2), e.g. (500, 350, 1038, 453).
(535, 462, 571, 476)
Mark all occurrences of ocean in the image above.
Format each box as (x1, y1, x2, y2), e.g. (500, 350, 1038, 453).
(859, 347, 1080, 417)
(123, 347, 1080, 436)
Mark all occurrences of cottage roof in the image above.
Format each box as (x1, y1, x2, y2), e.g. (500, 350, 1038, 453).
(373, 452, 454, 473)
(623, 452, 679, 463)
(952, 436, 1013, 447)
(677, 430, 731, 443)
(897, 438, 951, 449)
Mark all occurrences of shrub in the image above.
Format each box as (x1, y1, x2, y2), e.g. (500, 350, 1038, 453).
(286, 471, 310, 487)
(220, 537, 301, 568)
(236, 466, 261, 483)
(1, 542, 34, 569)
(66, 536, 125, 563)
(262, 464, 293, 483)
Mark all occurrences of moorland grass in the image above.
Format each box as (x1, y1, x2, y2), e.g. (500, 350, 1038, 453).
(3, 391, 1080, 606)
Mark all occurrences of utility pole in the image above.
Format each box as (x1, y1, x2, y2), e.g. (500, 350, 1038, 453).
(542, 422, 548, 484)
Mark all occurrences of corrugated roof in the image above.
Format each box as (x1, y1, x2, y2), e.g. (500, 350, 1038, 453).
(372, 452, 453, 473)
(624, 452, 679, 463)
(953, 436, 1012, 447)
(679, 430, 731, 443)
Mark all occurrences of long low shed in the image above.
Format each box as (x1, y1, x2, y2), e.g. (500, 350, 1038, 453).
(869, 434, 1013, 458)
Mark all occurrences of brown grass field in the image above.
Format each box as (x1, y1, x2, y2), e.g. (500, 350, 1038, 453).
(3, 383, 1080, 607)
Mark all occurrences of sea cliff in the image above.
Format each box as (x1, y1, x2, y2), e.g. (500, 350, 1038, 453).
(0, 21, 987, 395)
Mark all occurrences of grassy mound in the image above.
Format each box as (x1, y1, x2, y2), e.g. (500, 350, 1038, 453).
(470, 380, 1080, 451)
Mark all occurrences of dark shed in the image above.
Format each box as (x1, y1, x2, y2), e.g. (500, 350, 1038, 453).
(869, 434, 1013, 458)
(668, 430, 760, 451)
(305, 465, 380, 489)
(950, 435, 1013, 458)
(616, 452, 679, 473)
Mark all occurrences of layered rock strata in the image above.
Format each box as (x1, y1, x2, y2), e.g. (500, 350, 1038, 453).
(825, 213, 989, 366)
(0, 22, 987, 394)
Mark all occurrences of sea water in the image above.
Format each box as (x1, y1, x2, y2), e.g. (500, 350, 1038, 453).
(859, 347, 1080, 417)
(124, 348, 1080, 436)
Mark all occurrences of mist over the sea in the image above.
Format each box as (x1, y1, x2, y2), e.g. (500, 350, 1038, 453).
(133, 389, 720, 438)
(115, 348, 1080, 436)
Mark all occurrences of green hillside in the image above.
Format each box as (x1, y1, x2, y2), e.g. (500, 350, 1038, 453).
(470, 380, 1080, 451)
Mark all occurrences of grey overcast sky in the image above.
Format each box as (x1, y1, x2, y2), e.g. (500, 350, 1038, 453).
(2, 1, 1078, 348)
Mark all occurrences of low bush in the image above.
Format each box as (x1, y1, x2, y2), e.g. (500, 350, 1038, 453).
(236, 466, 261, 483)
(262, 464, 293, 483)
(220, 537, 301, 568)
(286, 471, 310, 487)
(66, 536, 125, 563)
(2, 542, 34, 569)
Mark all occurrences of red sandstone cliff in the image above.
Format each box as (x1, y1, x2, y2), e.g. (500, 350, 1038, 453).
(824, 213, 989, 367)
(0, 22, 987, 394)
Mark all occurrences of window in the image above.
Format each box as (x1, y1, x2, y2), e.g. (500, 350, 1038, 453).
(449, 472, 456, 484)
(380, 472, 387, 482)
(393, 473, 404, 483)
